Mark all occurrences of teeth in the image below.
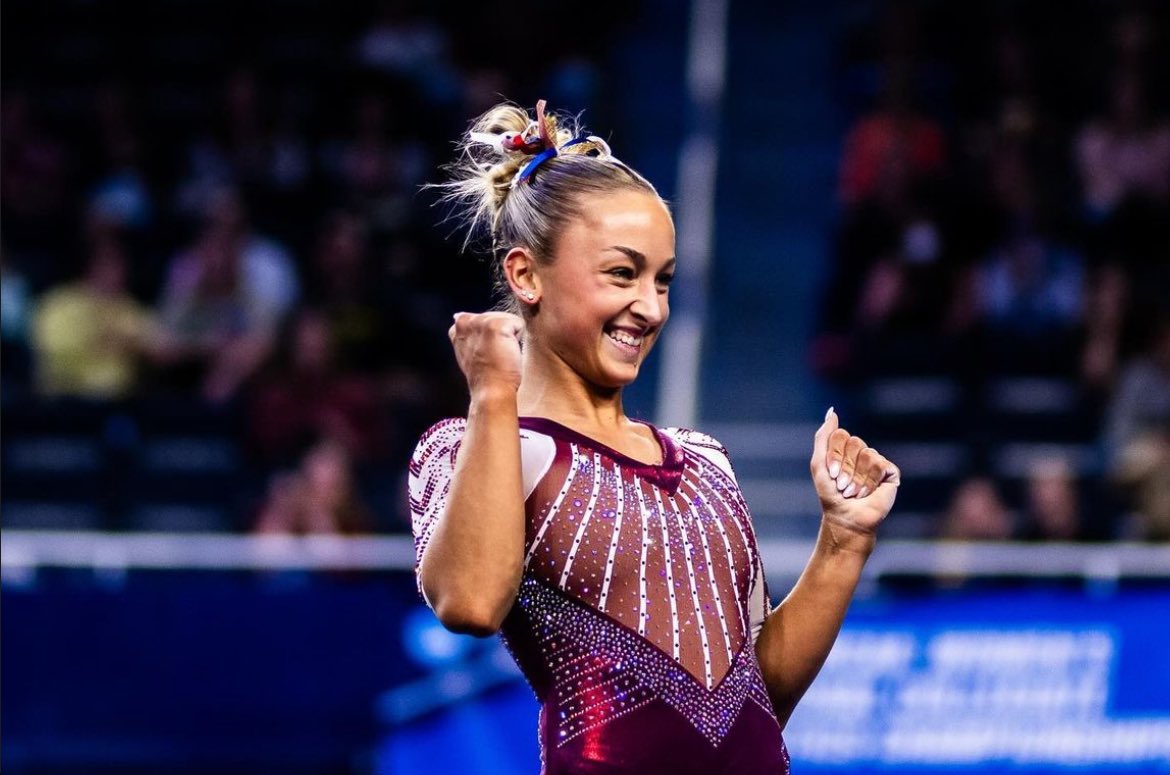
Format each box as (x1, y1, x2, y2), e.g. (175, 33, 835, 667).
(607, 330, 643, 346)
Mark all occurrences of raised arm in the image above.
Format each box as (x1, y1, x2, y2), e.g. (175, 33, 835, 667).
(417, 312, 528, 636)
(754, 407, 899, 727)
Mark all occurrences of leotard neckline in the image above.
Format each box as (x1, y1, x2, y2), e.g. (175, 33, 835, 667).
(518, 416, 686, 491)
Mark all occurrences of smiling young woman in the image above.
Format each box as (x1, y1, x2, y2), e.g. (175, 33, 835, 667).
(409, 100, 901, 774)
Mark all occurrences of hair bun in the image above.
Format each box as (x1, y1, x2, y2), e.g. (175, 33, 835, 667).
(430, 98, 654, 277)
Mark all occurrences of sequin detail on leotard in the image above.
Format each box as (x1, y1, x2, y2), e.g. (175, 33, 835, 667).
(409, 417, 788, 774)
(508, 576, 774, 746)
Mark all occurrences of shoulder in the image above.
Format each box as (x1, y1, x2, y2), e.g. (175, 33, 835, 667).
(409, 417, 468, 475)
(33, 286, 86, 325)
(661, 427, 730, 456)
(34, 285, 74, 311)
(409, 417, 558, 499)
(661, 427, 737, 482)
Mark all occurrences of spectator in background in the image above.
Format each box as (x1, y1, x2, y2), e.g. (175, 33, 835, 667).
(1, 247, 33, 392)
(1075, 68, 1170, 389)
(967, 150, 1084, 374)
(248, 308, 388, 466)
(813, 59, 962, 379)
(319, 88, 428, 235)
(157, 186, 299, 401)
(83, 80, 154, 234)
(175, 68, 315, 245)
(975, 232, 1083, 336)
(354, 0, 457, 105)
(939, 476, 1015, 540)
(813, 181, 964, 378)
(1075, 69, 1170, 221)
(1019, 457, 1085, 542)
(1105, 317, 1170, 540)
(0, 89, 72, 286)
(176, 68, 272, 217)
(306, 211, 443, 406)
(308, 210, 388, 373)
(838, 64, 946, 209)
(254, 438, 373, 535)
(30, 234, 168, 400)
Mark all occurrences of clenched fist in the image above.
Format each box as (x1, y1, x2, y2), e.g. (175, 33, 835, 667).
(810, 407, 900, 543)
(448, 311, 525, 397)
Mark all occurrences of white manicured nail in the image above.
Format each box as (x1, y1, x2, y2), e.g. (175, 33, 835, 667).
(829, 461, 841, 478)
(825, 406, 834, 421)
(843, 482, 857, 498)
(857, 486, 869, 499)
(837, 473, 851, 491)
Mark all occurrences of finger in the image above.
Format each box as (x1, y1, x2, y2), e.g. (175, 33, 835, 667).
(854, 449, 885, 499)
(827, 428, 850, 479)
(500, 314, 525, 339)
(838, 435, 866, 495)
(882, 461, 901, 487)
(810, 407, 839, 478)
(448, 323, 457, 343)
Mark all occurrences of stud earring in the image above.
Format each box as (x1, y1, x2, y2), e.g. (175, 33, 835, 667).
(522, 290, 536, 301)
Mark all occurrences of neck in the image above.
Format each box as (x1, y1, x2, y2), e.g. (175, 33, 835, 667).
(516, 339, 626, 431)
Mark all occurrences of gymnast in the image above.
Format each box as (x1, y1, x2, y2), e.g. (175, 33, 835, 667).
(409, 100, 900, 774)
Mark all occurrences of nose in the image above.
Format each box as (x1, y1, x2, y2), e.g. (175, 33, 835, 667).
(629, 278, 668, 327)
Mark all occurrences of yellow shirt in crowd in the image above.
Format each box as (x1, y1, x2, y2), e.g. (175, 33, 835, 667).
(31, 285, 155, 399)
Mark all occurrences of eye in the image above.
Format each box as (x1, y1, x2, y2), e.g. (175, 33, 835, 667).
(608, 267, 635, 280)
(657, 272, 675, 287)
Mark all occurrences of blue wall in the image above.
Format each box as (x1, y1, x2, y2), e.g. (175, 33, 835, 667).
(6, 572, 1168, 774)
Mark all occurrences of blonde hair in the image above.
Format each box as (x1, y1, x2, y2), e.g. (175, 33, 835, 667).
(434, 100, 662, 311)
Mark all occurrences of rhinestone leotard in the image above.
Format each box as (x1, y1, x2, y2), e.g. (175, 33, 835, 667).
(409, 417, 790, 774)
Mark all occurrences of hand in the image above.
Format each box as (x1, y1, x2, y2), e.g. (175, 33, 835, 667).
(448, 311, 525, 398)
(810, 407, 900, 546)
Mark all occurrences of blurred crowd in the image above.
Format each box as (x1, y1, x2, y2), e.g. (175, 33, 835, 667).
(2, 1, 1166, 543)
(1, 0, 632, 534)
(815, 2, 1170, 541)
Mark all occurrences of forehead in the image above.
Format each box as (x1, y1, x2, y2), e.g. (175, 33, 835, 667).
(568, 190, 675, 255)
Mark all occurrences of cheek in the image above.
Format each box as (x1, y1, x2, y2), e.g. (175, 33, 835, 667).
(541, 300, 604, 351)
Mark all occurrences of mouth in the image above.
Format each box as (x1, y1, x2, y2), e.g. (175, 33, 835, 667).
(604, 326, 649, 360)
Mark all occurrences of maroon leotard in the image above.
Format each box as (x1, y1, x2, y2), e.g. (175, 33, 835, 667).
(409, 416, 789, 774)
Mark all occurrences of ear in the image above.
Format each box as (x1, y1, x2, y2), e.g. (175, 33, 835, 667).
(503, 247, 541, 305)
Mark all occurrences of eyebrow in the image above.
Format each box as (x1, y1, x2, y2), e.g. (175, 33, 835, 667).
(607, 246, 677, 270)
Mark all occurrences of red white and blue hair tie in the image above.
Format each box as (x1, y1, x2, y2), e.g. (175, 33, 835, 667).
(466, 100, 616, 186)
(515, 146, 559, 184)
(469, 129, 545, 155)
(513, 135, 613, 185)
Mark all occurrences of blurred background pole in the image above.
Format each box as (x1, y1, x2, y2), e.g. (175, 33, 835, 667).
(655, 0, 728, 429)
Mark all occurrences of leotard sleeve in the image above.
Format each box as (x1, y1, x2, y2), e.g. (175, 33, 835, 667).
(407, 418, 468, 602)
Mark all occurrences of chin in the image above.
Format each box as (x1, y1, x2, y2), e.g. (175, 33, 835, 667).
(570, 337, 658, 390)
(594, 360, 643, 389)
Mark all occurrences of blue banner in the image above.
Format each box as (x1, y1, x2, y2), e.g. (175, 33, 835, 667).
(784, 586, 1170, 773)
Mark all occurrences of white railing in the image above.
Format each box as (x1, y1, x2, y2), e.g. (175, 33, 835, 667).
(2, 530, 1167, 580)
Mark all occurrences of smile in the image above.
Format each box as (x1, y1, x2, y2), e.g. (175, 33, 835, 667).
(606, 330, 644, 347)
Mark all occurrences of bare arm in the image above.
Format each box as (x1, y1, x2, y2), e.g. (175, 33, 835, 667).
(417, 312, 527, 636)
(755, 521, 873, 728)
(755, 408, 899, 727)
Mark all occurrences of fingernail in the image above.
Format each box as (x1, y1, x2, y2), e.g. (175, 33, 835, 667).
(843, 482, 857, 498)
(825, 406, 834, 421)
(829, 461, 841, 478)
(857, 486, 869, 499)
(837, 473, 851, 491)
